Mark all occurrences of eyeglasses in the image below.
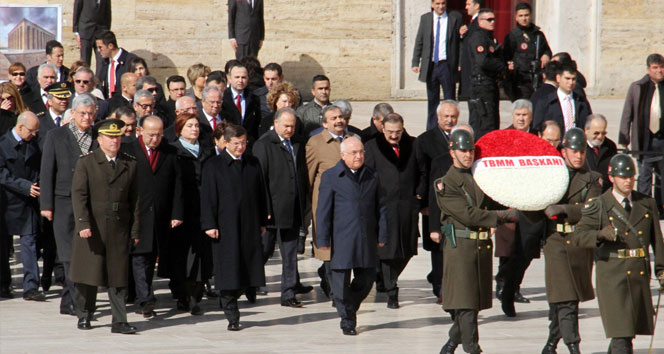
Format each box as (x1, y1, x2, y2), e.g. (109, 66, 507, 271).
(146, 88, 157, 93)
(11, 72, 26, 77)
(482, 17, 496, 22)
(135, 103, 154, 110)
(22, 125, 39, 134)
(75, 80, 91, 85)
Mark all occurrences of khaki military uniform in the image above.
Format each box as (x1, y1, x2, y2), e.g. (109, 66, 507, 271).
(574, 190, 664, 339)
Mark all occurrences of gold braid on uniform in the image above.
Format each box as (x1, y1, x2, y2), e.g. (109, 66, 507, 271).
(581, 198, 600, 216)
(120, 152, 136, 160)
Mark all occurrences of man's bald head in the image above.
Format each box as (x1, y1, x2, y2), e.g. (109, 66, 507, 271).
(142, 115, 164, 130)
(175, 95, 197, 115)
(121, 72, 139, 97)
(141, 115, 165, 149)
(15, 111, 40, 141)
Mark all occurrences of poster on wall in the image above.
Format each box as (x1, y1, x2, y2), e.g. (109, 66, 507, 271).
(0, 4, 62, 81)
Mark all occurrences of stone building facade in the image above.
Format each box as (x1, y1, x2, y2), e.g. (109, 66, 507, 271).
(7, 19, 56, 51)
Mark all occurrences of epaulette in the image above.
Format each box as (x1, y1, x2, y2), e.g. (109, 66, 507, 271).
(120, 152, 136, 160)
(80, 151, 94, 157)
(582, 198, 600, 215)
(36, 111, 45, 116)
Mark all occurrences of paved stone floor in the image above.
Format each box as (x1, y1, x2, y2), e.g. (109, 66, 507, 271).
(1, 98, 663, 353)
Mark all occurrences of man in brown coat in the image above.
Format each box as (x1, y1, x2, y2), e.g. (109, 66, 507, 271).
(539, 127, 602, 354)
(305, 105, 357, 299)
(70, 119, 140, 334)
(434, 127, 518, 354)
(574, 154, 664, 354)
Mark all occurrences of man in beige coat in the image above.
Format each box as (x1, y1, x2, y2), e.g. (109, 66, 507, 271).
(305, 105, 356, 299)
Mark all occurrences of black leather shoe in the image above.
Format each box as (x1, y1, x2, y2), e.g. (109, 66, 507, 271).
(111, 322, 137, 334)
(227, 322, 241, 331)
(297, 235, 306, 255)
(0, 288, 14, 299)
(342, 327, 357, 336)
(77, 317, 92, 330)
(23, 289, 46, 301)
(387, 296, 399, 309)
(541, 336, 559, 354)
(41, 276, 52, 292)
(566, 343, 580, 354)
(190, 304, 202, 316)
(60, 304, 76, 316)
(295, 283, 314, 294)
(440, 339, 458, 354)
(501, 300, 516, 317)
(256, 286, 268, 295)
(205, 281, 218, 298)
(176, 299, 190, 311)
(514, 290, 530, 303)
(245, 287, 256, 303)
(281, 298, 303, 308)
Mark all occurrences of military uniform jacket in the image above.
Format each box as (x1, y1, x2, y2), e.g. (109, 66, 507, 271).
(543, 167, 601, 303)
(468, 28, 506, 83)
(574, 190, 664, 338)
(69, 148, 140, 288)
(436, 166, 501, 311)
(503, 24, 551, 78)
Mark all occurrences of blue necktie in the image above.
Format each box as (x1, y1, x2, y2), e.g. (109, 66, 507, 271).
(284, 139, 294, 157)
(55, 116, 61, 127)
(433, 15, 441, 63)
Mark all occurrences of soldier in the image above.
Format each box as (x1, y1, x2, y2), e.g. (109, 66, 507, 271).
(574, 154, 664, 354)
(70, 119, 140, 334)
(434, 128, 518, 354)
(467, 8, 506, 139)
(503, 2, 551, 101)
(539, 127, 602, 354)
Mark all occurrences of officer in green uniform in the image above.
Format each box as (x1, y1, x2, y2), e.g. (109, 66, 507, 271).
(434, 127, 518, 354)
(574, 154, 664, 354)
(70, 119, 140, 334)
(540, 127, 602, 354)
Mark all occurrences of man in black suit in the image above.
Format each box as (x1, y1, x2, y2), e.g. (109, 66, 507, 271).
(164, 75, 187, 127)
(252, 107, 310, 307)
(24, 64, 58, 116)
(39, 82, 72, 149)
(457, 0, 482, 101)
(40, 93, 97, 316)
(533, 62, 592, 134)
(221, 63, 261, 142)
(412, 0, 462, 130)
(228, 0, 264, 60)
(71, 67, 109, 121)
(529, 60, 560, 109)
(107, 72, 137, 115)
(584, 114, 617, 192)
(121, 116, 183, 318)
(26, 40, 70, 88)
(0, 112, 44, 301)
(415, 99, 458, 302)
(95, 30, 137, 99)
(73, 0, 111, 75)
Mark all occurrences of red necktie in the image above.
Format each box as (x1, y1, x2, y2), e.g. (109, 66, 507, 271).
(43, 93, 49, 109)
(592, 146, 599, 156)
(392, 145, 400, 157)
(235, 93, 242, 115)
(212, 117, 217, 130)
(109, 59, 116, 95)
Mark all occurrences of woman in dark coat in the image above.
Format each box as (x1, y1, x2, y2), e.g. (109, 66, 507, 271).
(170, 112, 214, 315)
(364, 113, 426, 308)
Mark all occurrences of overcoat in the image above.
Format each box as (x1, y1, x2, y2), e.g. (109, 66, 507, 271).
(69, 148, 139, 287)
(575, 190, 664, 338)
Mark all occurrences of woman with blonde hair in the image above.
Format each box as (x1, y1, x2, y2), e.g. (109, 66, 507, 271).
(259, 81, 301, 136)
(185, 63, 211, 103)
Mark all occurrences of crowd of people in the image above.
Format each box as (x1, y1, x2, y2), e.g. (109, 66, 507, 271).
(1, 0, 664, 353)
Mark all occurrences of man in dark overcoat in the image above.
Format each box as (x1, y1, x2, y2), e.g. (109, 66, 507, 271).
(365, 113, 425, 309)
(40, 93, 97, 316)
(0, 112, 44, 301)
(434, 128, 518, 354)
(252, 108, 310, 306)
(539, 127, 602, 354)
(316, 136, 388, 336)
(200, 124, 267, 331)
(70, 119, 140, 334)
(574, 154, 664, 353)
(120, 116, 183, 317)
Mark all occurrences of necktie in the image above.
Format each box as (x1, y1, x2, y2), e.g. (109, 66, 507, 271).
(392, 145, 400, 157)
(235, 93, 242, 115)
(650, 83, 661, 133)
(211, 117, 217, 130)
(109, 159, 116, 170)
(592, 146, 599, 156)
(623, 197, 631, 213)
(146, 148, 151, 158)
(43, 93, 49, 109)
(109, 59, 116, 95)
(433, 16, 441, 63)
(283, 139, 294, 157)
(563, 96, 574, 132)
(337, 136, 343, 143)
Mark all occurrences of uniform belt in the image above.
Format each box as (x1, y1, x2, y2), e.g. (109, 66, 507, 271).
(455, 229, 490, 240)
(554, 223, 575, 234)
(610, 248, 646, 259)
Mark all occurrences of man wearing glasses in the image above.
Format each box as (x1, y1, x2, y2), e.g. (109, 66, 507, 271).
(466, 8, 506, 139)
(71, 67, 109, 121)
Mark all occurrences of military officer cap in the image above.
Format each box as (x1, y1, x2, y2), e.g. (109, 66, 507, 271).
(562, 127, 586, 151)
(449, 129, 474, 150)
(46, 81, 73, 99)
(94, 119, 125, 137)
(608, 154, 636, 177)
